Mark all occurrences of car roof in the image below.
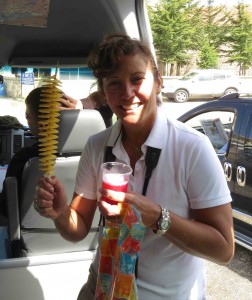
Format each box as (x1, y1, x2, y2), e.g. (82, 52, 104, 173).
(190, 69, 235, 74)
(0, 0, 152, 68)
(178, 94, 252, 121)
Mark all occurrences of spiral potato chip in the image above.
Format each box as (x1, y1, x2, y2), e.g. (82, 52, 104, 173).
(38, 67, 62, 177)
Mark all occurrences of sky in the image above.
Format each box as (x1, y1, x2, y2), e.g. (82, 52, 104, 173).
(200, 0, 251, 6)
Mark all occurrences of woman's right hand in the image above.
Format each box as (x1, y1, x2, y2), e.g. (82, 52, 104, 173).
(34, 176, 69, 220)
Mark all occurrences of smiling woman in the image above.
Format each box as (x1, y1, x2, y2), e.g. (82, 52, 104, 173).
(35, 33, 234, 300)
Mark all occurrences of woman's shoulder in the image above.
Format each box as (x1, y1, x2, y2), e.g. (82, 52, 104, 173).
(166, 115, 205, 139)
(87, 125, 114, 147)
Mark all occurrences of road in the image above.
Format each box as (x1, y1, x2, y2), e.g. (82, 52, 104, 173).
(161, 98, 205, 119)
(205, 244, 252, 300)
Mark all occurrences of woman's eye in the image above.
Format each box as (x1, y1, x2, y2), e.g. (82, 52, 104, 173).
(132, 77, 144, 84)
(108, 81, 120, 88)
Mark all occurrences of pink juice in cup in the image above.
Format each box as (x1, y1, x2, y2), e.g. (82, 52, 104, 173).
(101, 162, 132, 206)
(102, 174, 129, 205)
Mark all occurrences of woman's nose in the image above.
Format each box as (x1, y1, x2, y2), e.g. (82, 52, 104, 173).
(121, 82, 135, 98)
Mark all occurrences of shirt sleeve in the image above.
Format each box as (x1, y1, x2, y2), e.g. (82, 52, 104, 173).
(74, 138, 99, 200)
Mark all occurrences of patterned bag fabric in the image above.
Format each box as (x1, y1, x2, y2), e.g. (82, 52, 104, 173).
(95, 204, 146, 300)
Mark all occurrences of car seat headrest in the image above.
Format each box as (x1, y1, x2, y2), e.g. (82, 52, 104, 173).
(57, 109, 106, 154)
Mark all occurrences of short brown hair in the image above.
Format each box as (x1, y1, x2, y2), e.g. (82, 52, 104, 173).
(88, 33, 159, 91)
(25, 87, 45, 118)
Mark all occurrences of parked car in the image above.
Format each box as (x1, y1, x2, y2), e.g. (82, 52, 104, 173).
(162, 69, 242, 103)
(0, 1, 154, 299)
(178, 93, 252, 251)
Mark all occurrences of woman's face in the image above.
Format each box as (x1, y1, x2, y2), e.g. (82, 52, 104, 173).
(102, 54, 161, 128)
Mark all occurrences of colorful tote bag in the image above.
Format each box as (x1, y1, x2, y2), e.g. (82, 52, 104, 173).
(95, 204, 146, 300)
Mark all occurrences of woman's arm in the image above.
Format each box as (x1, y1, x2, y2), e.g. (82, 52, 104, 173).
(165, 203, 234, 264)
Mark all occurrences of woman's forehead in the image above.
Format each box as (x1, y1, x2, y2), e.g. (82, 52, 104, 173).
(109, 54, 150, 74)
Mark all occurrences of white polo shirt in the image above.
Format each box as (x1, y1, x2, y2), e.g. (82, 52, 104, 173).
(75, 107, 232, 300)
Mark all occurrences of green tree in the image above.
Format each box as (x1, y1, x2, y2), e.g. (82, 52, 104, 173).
(148, 0, 201, 75)
(226, 2, 252, 75)
(202, 0, 230, 51)
(194, 0, 231, 68)
(197, 41, 218, 68)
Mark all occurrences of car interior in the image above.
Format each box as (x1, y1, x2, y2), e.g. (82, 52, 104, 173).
(0, 0, 153, 254)
(0, 1, 154, 299)
(4, 109, 106, 258)
(0, 0, 152, 69)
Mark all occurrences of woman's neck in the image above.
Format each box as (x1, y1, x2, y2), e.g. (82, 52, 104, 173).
(121, 123, 151, 171)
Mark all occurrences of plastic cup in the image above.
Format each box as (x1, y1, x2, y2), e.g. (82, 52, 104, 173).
(101, 162, 132, 222)
(101, 162, 132, 202)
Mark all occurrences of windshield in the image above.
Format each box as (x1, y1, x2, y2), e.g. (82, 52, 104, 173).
(0, 66, 96, 127)
(180, 72, 199, 80)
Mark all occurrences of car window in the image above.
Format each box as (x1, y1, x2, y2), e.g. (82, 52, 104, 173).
(244, 114, 252, 157)
(184, 110, 235, 155)
(213, 73, 226, 80)
(197, 74, 212, 81)
(181, 72, 198, 80)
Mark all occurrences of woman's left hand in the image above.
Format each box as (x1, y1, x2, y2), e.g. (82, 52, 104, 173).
(98, 188, 161, 228)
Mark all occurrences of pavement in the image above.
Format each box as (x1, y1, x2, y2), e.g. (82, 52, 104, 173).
(205, 244, 252, 300)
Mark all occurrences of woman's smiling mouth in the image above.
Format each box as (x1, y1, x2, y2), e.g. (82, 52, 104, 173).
(121, 103, 141, 111)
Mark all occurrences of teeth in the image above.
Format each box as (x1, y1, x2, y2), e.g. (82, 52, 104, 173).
(122, 103, 140, 110)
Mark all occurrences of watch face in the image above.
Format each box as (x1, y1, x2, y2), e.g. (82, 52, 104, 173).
(161, 219, 169, 230)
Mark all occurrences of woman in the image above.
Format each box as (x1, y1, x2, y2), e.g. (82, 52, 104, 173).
(35, 34, 234, 299)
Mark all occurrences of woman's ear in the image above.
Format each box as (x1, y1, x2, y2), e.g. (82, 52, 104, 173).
(156, 73, 163, 95)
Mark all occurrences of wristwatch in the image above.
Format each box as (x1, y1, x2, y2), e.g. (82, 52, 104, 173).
(156, 207, 171, 236)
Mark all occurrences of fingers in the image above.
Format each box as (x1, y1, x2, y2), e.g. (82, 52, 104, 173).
(37, 175, 54, 189)
(99, 188, 126, 203)
(99, 188, 160, 228)
(61, 94, 77, 103)
(34, 176, 55, 216)
(33, 192, 55, 219)
(97, 198, 123, 223)
(97, 199, 121, 213)
(59, 94, 77, 110)
(59, 99, 74, 110)
(33, 194, 40, 211)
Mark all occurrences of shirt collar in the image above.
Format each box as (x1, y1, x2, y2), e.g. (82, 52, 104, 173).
(107, 107, 167, 157)
(144, 107, 167, 150)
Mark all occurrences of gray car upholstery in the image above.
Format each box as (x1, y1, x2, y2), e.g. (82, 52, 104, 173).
(5, 109, 106, 257)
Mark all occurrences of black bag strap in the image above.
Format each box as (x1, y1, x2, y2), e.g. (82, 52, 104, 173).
(134, 146, 161, 278)
(104, 146, 115, 163)
(142, 146, 161, 196)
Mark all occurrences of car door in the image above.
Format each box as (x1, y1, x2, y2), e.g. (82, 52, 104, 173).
(179, 100, 252, 249)
(212, 72, 227, 96)
(178, 101, 244, 196)
(189, 73, 213, 98)
(232, 106, 252, 244)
